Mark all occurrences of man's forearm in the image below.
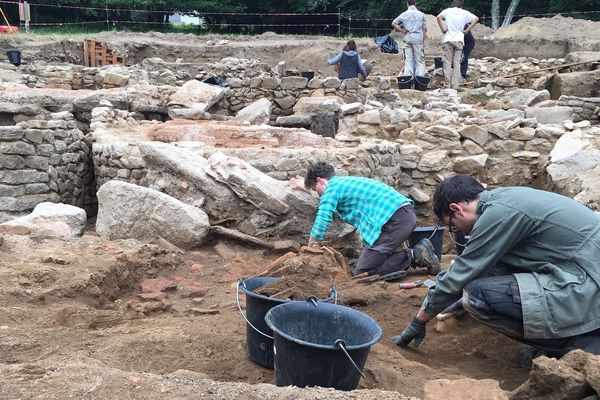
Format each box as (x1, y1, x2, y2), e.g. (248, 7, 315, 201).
(437, 15, 447, 33)
(464, 18, 479, 33)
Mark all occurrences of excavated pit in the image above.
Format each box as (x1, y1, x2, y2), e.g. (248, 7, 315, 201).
(3, 19, 600, 398)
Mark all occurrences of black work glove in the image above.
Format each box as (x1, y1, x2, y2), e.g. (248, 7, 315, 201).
(392, 315, 427, 348)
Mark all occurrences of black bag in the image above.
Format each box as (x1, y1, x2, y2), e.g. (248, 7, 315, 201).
(374, 34, 399, 54)
(202, 75, 230, 87)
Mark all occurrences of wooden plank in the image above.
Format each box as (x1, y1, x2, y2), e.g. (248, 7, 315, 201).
(90, 40, 97, 67)
(83, 40, 89, 67)
(111, 50, 117, 65)
(101, 47, 107, 67)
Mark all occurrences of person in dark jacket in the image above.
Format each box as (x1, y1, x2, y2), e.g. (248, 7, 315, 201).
(393, 175, 600, 362)
(460, 25, 475, 79)
(327, 40, 368, 80)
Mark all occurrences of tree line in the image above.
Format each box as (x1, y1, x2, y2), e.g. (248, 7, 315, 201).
(2, 0, 599, 34)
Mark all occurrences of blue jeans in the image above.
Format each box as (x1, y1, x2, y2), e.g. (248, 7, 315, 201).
(460, 37, 475, 78)
(463, 275, 600, 355)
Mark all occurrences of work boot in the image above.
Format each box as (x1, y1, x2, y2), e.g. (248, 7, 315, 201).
(516, 345, 546, 369)
(412, 238, 440, 275)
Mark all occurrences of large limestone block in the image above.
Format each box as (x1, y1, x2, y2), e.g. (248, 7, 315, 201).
(510, 127, 536, 140)
(459, 125, 490, 146)
(357, 109, 381, 125)
(96, 181, 210, 249)
(547, 129, 600, 210)
(293, 96, 344, 115)
(233, 98, 272, 125)
(510, 356, 591, 400)
(504, 88, 544, 107)
(168, 80, 227, 111)
(584, 353, 600, 393)
(418, 150, 449, 172)
(103, 71, 129, 87)
(280, 76, 308, 90)
(525, 106, 573, 125)
(0, 202, 86, 238)
(424, 379, 508, 400)
(549, 69, 600, 99)
(453, 154, 488, 173)
(206, 152, 290, 216)
(137, 142, 238, 220)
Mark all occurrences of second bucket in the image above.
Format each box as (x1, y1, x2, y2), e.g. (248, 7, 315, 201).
(237, 277, 336, 369)
(265, 300, 382, 391)
(238, 276, 288, 368)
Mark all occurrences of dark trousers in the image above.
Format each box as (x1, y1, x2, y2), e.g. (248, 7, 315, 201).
(353, 205, 416, 276)
(463, 275, 600, 356)
(460, 37, 475, 78)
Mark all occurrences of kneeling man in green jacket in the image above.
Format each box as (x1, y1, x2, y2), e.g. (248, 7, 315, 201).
(394, 175, 600, 359)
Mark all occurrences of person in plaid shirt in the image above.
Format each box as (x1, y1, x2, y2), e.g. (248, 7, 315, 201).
(304, 161, 440, 277)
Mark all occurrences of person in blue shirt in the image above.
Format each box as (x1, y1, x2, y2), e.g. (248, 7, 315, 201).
(327, 40, 368, 81)
(304, 161, 440, 277)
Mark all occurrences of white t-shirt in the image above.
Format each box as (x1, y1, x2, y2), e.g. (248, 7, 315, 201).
(440, 7, 477, 43)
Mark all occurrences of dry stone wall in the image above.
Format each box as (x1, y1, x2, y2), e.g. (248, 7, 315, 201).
(558, 96, 600, 123)
(0, 111, 95, 222)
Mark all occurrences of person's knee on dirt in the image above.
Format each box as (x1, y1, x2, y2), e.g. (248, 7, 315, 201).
(394, 174, 600, 360)
(305, 161, 437, 278)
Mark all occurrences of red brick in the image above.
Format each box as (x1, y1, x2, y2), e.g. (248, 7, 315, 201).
(18, 279, 32, 286)
(140, 278, 177, 293)
(191, 263, 204, 273)
(138, 292, 167, 301)
(126, 299, 141, 309)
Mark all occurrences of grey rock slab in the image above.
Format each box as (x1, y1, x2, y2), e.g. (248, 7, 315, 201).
(459, 125, 490, 146)
(453, 154, 489, 173)
(168, 80, 228, 111)
(526, 106, 574, 125)
(206, 152, 290, 216)
(137, 142, 238, 219)
(96, 180, 209, 249)
(0, 202, 86, 238)
(233, 98, 272, 125)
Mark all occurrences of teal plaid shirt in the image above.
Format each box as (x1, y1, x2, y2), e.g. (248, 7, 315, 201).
(310, 176, 413, 246)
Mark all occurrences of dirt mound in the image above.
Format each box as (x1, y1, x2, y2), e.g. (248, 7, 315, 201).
(493, 15, 600, 41)
(255, 246, 351, 299)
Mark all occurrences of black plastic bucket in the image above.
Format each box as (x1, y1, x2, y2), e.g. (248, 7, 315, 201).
(238, 277, 289, 368)
(237, 277, 336, 369)
(301, 71, 315, 80)
(409, 226, 445, 260)
(6, 50, 21, 66)
(453, 232, 470, 255)
(397, 75, 413, 90)
(265, 300, 382, 391)
(414, 75, 431, 91)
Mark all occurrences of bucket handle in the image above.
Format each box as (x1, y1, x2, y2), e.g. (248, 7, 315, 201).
(236, 280, 274, 340)
(334, 339, 366, 379)
(306, 285, 337, 306)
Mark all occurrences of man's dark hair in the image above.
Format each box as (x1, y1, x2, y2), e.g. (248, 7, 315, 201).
(407, 0, 417, 6)
(304, 161, 335, 189)
(433, 175, 485, 220)
(346, 40, 357, 52)
(452, 0, 464, 7)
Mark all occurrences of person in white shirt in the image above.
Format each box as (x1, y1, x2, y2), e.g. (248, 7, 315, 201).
(392, 0, 427, 77)
(437, 0, 478, 89)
